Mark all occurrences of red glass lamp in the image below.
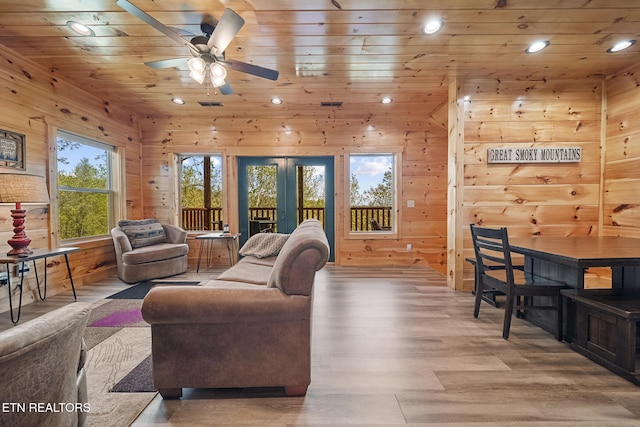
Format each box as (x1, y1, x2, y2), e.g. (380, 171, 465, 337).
(0, 174, 50, 256)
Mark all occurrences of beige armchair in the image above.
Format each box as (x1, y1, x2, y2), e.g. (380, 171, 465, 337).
(111, 219, 189, 283)
(0, 302, 92, 427)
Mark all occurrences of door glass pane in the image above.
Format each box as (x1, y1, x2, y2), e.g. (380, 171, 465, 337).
(247, 165, 277, 235)
(297, 165, 326, 227)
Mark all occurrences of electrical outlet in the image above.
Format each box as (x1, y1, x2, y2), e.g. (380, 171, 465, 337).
(406, 243, 412, 252)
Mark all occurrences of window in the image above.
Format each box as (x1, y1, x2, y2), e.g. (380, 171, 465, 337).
(349, 153, 396, 232)
(56, 131, 115, 240)
(179, 154, 223, 230)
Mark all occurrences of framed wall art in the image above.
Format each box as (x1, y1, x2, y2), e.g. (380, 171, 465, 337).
(0, 129, 26, 170)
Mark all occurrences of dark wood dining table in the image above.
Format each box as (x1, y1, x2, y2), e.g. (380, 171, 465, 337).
(508, 236, 640, 289)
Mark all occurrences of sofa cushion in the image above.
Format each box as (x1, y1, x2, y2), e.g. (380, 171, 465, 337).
(121, 242, 189, 265)
(118, 218, 167, 248)
(239, 232, 290, 258)
(215, 259, 273, 285)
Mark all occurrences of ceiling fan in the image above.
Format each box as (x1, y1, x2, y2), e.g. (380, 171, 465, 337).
(116, 0, 279, 95)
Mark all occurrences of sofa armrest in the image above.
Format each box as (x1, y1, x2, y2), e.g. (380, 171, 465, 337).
(162, 224, 188, 244)
(141, 286, 310, 324)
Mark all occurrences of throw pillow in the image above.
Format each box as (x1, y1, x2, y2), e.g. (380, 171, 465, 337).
(239, 233, 290, 258)
(118, 218, 167, 249)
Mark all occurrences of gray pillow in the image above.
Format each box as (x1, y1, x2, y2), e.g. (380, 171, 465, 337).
(239, 233, 290, 258)
(118, 218, 167, 249)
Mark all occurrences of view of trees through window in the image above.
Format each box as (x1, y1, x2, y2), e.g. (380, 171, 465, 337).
(349, 154, 394, 231)
(57, 133, 112, 239)
(246, 164, 325, 225)
(180, 155, 223, 230)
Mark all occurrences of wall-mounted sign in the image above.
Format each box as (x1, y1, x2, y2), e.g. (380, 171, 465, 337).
(0, 129, 26, 170)
(487, 146, 582, 164)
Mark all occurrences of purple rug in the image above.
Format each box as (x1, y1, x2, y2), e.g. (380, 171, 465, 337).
(87, 300, 147, 328)
(90, 307, 144, 327)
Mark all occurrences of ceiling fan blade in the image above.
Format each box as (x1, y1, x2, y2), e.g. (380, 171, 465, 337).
(116, 0, 197, 51)
(220, 58, 279, 81)
(218, 82, 234, 95)
(207, 9, 245, 55)
(144, 58, 189, 69)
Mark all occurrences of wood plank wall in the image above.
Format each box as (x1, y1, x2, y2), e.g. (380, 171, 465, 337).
(604, 63, 640, 239)
(138, 102, 450, 273)
(0, 46, 142, 313)
(461, 78, 604, 291)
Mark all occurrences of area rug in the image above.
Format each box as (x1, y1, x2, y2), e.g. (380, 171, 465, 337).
(84, 327, 155, 427)
(110, 355, 155, 393)
(107, 280, 201, 300)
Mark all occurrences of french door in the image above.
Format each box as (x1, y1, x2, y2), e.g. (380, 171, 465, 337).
(237, 156, 334, 261)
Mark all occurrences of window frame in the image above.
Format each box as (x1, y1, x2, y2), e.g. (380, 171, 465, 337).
(55, 130, 120, 243)
(344, 150, 401, 240)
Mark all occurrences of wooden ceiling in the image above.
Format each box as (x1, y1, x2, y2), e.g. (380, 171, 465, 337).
(1, 0, 640, 122)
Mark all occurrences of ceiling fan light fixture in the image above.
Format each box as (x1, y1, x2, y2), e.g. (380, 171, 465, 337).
(66, 21, 95, 37)
(525, 40, 550, 54)
(210, 63, 228, 87)
(188, 57, 207, 73)
(189, 69, 206, 84)
(608, 40, 636, 53)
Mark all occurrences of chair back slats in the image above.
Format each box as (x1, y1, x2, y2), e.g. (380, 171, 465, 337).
(470, 226, 515, 284)
(469, 224, 566, 340)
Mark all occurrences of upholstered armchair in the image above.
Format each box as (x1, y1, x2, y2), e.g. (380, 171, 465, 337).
(0, 302, 92, 427)
(111, 219, 189, 283)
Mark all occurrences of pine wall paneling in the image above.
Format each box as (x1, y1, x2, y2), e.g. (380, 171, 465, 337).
(0, 46, 142, 313)
(461, 78, 605, 291)
(604, 63, 640, 239)
(139, 105, 450, 273)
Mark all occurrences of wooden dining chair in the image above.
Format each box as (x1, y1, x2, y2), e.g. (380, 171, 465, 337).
(469, 224, 567, 340)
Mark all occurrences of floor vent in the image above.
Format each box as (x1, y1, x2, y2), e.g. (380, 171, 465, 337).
(320, 101, 343, 107)
(198, 101, 223, 107)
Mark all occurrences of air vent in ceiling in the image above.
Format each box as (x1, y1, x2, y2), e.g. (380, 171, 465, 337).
(320, 101, 343, 107)
(198, 101, 223, 107)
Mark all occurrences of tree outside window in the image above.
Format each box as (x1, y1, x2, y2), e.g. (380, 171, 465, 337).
(57, 132, 113, 240)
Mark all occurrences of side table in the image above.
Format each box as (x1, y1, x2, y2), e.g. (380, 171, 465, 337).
(196, 233, 241, 272)
(0, 247, 80, 324)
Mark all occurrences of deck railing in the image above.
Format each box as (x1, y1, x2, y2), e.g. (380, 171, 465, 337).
(181, 206, 392, 231)
(181, 208, 223, 231)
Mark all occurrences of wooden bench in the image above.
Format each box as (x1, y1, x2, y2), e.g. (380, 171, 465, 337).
(561, 288, 640, 385)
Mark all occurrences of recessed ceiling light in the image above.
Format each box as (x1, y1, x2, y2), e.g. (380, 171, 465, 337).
(381, 97, 393, 104)
(423, 19, 443, 35)
(607, 40, 636, 53)
(271, 97, 282, 105)
(171, 98, 185, 105)
(525, 40, 550, 54)
(66, 21, 95, 36)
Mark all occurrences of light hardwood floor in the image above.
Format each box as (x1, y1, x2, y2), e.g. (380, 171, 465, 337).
(3, 265, 640, 426)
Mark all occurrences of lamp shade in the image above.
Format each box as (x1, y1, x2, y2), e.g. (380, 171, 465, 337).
(0, 173, 50, 204)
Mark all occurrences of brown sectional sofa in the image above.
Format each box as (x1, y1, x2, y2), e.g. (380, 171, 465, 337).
(141, 219, 330, 398)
